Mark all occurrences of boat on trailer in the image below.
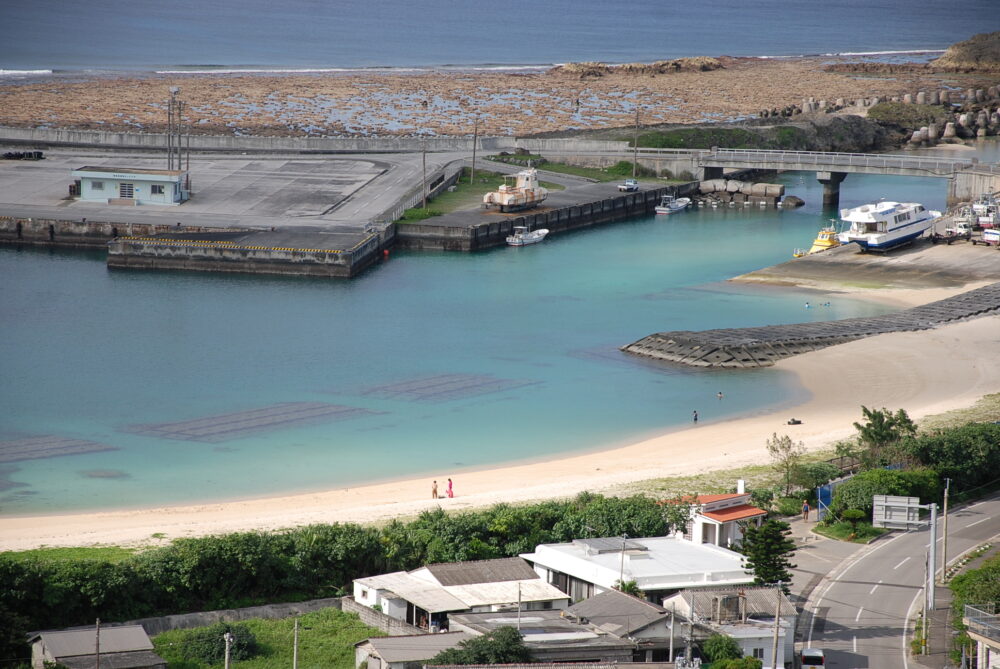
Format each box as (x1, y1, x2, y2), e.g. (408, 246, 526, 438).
(837, 201, 940, 252)
(483, 168, 548, 213)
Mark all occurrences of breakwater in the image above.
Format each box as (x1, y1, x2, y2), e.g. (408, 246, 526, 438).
(0, 215, 247, 247)
(623, 282, 1000, 368)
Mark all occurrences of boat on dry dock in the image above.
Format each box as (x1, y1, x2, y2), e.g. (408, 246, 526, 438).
(837, 201, 940, 252)
(793, 225, 842, 257)
(483, 168, 548, 213)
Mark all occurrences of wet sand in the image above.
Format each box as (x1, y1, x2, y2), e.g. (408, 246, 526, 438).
(1, 57, 993, 137)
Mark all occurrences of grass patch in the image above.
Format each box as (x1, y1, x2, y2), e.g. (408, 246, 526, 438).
(153, 607, 382, 669)
(917, 393, 1000, 432)
(484, 157, 677, 183)
(2, 546, 137, 562)
(813, 521, 888, 543)
(398, 168, 564, 221)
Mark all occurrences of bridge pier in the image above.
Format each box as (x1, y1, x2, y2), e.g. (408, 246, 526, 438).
(817, 171, 847, 210)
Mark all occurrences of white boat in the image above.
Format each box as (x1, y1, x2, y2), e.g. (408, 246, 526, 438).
(483, 168, 548, 213)
(837, 201, 940, 252)
(506, 226, 549, 246)
(654, 194, 691, 214)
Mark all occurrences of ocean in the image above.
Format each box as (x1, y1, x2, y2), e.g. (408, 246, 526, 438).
(1, 0, 995, 74)
(2, 152, 986, 514)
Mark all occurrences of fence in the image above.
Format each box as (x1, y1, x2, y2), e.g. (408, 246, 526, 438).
(964, 604, 1000, 643)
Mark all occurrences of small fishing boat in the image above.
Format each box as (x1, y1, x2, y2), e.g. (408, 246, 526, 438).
(837, 200, 940, 252)
(654, 194, 691, 215)
(793, 225, 842, 257)
(506, 226, 549, 246)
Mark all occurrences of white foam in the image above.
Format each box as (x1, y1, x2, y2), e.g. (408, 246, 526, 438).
(0, 69, 53, 76)
(824, 49, 946, 57)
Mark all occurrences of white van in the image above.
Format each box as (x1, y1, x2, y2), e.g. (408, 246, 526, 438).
(801, 648, 825, 666)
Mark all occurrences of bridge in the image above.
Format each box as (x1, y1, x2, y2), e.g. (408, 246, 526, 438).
(697, 148, 977, 207)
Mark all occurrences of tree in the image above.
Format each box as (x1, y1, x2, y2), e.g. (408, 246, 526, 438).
(853, 406, 916, 469)
(766, 433, 805, 495)
(702, 633, 743, 662)
(791, 462, 840, 491)
(614, 579, 642, 597)
(180, 623, 258, 663)
(749, 487, 775, 511)
(430, 626, 532, 665)
(741, 519, 796, 589)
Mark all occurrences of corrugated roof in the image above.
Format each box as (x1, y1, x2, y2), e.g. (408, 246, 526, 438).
(59, 650, 166, 669)
(74, 166, 184, 176)
(32, 626, 153, 658)
(696, 493, 745, 503)
(445, 580, 569, 607)
(567, 589, 667, 635)
(701, 504, 768, 523)
(364, 632, 474, 662)
(355, 572, 468, 613)
(426, 557, 538, 585)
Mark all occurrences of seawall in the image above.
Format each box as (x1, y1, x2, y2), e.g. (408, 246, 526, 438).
(396, 182, 700, 252)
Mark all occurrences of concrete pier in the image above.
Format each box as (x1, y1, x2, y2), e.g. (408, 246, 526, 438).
(623, 282, 1000, 368)
(816, 171, 847, 209)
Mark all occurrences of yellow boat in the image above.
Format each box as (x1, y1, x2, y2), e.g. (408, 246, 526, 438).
(793, 226, 842, 257)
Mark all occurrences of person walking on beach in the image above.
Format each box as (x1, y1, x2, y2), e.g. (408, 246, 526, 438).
(717, 391, 724, 401)
(692, 410, 698, 424)
(432, 480, 438, 499)
(802, 499, 810, 521)
(447, 478, 454, 498)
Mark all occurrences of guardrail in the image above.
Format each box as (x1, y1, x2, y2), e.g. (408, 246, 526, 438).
(965, 604, 1000, 643)
(701, 148, 972, 173)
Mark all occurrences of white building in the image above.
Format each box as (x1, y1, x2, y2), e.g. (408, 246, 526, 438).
(684, 492, 768, 548)
(72, 166, 189, 206)
(520, 536, 752, 604)
(353, 557, 570, 631)
(664, 586, 797, 669)
(964, 605, 1000, 669)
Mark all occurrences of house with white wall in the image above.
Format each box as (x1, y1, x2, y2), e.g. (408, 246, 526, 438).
(520, 536, 751, 605)
(664, 586, 797, 669)
(684, 490, 767, 549)
(72, 166, 189, 205)
(353, 557, 569, 631)
(354, 632, 473, 669)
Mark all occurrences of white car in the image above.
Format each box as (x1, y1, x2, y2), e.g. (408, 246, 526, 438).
(618, 179, 639, 192)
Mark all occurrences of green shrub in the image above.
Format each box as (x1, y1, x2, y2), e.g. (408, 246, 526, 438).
(713, 659, 763, 669)
(702, 633, 742, 662)
(606, 160, 657, 178)
(749, 488, 775, 510)
(830, 468, 910, 517)
(180, 623, 258, 663)
(792, 462, 840, 491)
(776, 497, 803, 516)
(867, 102, 950, 129)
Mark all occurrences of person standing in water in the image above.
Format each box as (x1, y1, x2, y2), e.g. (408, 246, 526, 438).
(692, 410, 698, 424)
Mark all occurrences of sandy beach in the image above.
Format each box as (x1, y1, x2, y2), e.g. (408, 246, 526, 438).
(2, 57, 995, 137)
(1, 278, 997, 551)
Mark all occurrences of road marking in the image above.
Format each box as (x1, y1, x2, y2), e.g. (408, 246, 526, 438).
(856, 607, 864, 621)
(968, 517, 989, 527)
(903, 589, 924, 669)
(853, 636, 857, 653)
(894, 556, 911, 569)
(870, 580, 882, 594)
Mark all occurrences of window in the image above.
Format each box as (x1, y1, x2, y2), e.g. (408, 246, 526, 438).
(151, 184, 165, 195)
(91, 181, 104, 190)
(752, 648, 765, 659)
(119, 183, 134, 199)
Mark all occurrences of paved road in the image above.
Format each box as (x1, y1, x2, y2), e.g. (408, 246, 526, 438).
(804, 494, 1000, 669)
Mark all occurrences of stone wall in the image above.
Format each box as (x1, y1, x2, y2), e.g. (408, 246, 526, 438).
(0, 215, 244, 247)
(341, 596, 425, 636)
(125, 597, 343, 637)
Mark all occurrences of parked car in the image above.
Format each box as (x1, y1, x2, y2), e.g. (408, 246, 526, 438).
(618, 179, 639, 192)
(801, 648, 825, 666)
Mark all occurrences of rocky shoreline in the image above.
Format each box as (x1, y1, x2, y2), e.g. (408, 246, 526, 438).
(2, 54, 997, 140)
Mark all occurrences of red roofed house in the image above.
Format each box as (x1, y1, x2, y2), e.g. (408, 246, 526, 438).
(683, 482, 767, 549)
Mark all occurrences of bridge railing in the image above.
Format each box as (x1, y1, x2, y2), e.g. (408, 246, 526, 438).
(701, 148, 972, 173)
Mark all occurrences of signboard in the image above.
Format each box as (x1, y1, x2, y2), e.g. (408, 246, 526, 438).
(872, 494, 922, 529)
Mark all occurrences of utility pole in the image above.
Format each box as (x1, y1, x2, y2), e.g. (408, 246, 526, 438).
(941, 478, 951, 582)
(224, 631, 233, 669)
(632, 106, 639, 179)
(421, 139, 428, 210)
(293, 618, 299, 669)
(923, 549, 930, 655)
(619, 534, 628, 586)
(95, 618, 101, 669)
(771, 582, 782, 669)
(928, 503, 938, 608)
(517, 582, 522, 631)
(470, 115, 479, 184)
(668, 604, 675, 663)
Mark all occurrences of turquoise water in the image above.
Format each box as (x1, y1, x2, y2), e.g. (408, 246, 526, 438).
(0, 157, 979, 514)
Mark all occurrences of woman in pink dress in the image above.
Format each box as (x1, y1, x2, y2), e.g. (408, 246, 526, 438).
(447, 478, 454, 498)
